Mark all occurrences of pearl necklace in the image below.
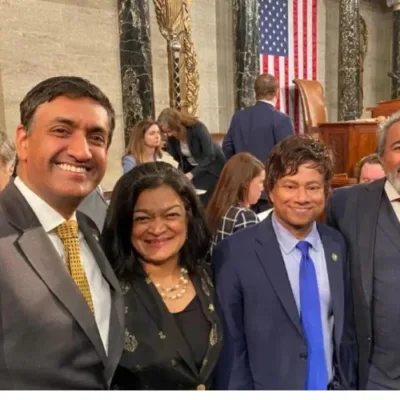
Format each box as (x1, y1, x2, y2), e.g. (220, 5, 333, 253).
(153, 268, 189, 300)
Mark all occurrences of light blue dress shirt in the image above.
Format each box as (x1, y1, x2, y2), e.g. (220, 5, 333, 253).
(271, 213, 334, 381)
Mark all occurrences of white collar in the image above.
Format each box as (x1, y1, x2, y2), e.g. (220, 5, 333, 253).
(14, 177, 76, 233)
(384, 179, 400, 203)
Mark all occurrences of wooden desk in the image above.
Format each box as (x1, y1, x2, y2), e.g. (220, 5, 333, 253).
(318, 121, 378, 178)
(367, 98, 400, 118)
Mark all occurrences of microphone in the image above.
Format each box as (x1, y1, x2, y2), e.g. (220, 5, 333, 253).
(388, 71, 400, 80)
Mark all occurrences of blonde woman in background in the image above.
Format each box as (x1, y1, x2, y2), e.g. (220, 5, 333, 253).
(122, 120, 163, 174)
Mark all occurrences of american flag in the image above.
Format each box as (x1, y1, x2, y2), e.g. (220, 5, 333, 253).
(259, 0, 318, 133)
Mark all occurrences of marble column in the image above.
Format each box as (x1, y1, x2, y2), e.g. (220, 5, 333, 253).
(118, 0, 155, 145)
(388, 0, 400, 98)
(338, 0, 361, 121)
(233, 0, 259, 110)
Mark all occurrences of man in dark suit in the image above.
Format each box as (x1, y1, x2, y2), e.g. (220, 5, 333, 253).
(222, 74, 293, 212)
(213, 136, 356, 390)
(222, 73, 293, 162)
(327, 111, 400, 390)
(0, 76, 124, 389)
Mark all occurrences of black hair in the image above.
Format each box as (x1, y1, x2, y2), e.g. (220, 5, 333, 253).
(101, 162, 211, 281)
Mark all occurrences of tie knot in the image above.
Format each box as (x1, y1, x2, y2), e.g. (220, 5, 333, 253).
(56, 220, 79, 240)
(296, 240, 311, 256)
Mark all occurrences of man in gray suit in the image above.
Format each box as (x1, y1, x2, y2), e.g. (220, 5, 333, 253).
(0, 76, 124, 389)
(78, 185, 108, 231)
(327, 110, 400, 390)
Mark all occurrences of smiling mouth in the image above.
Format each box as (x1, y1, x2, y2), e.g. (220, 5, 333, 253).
(144, 238, 173, 246)
(55, 163, 89, 174)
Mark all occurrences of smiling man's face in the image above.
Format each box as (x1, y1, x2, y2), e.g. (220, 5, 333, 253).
(16, 95, 109, 216)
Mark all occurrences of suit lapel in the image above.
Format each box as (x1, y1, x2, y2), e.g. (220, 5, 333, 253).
(356, 179, 383, 309)
(376, 193, 400, 253)
(77, 213, 124, 383)
(255, 217, 303, 336)
(318, 225, 344, 346)
(192, 268, 223, 382)
(17, 224, 108, 364)
(1, 184, 108, 366)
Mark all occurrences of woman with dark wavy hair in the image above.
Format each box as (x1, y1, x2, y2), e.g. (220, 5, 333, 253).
(101, 162, 222, 390)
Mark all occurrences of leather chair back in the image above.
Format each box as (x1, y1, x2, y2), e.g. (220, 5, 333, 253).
(293, 79, 328, 134)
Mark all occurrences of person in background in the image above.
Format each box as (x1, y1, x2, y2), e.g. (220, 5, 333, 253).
(213, 136, 357, 390)
(222, 74, 293, 212)
(157, 108, 225, 206)
(0, 76, 124, 389)
(355, 153, 385, 183)
(101, 162, 222, 390)
(327, 111, 400, 389)
(122, 119, 163, 174)
(206, 152, 264, 256)
(78, 185, 108, 231)
(0, 130, 16, 191)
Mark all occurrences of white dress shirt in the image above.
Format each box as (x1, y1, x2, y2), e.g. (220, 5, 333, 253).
(14, 177, 111, 354)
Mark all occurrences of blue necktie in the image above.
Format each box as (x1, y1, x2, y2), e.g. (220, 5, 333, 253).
(296, 240, 328, 390)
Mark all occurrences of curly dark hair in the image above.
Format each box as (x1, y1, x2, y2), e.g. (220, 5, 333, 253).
(265, 135, 334, 198)
(101, 162, 211, 281)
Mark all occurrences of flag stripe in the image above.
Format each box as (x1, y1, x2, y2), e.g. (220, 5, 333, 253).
(259, 0, 317, 134)
(312, 0, 318, 80)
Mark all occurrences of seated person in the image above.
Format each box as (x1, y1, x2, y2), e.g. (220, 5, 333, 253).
(206, 152, 264, 256)
(122, 120, 163, 173)
(355, 153, 385, 183)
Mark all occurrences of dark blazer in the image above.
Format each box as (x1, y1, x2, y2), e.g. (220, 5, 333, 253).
(222, 101, 293, 162)
(167, 121, 226, 179)
(0, 182, 124, 389)
(112, 264, 223, 390)
(326, 178, 388, 389)
(212, 215, 357, 390)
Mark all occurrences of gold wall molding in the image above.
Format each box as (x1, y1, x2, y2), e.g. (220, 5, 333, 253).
(153, 0, 199, 115)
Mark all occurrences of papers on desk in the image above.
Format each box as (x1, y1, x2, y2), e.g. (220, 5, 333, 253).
(257, 208, 273, 221)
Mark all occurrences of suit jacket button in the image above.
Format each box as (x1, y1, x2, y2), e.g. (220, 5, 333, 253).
(197, 384, 206, 390)
(300, 352, 308, 360)
(367, 336, 371, 342)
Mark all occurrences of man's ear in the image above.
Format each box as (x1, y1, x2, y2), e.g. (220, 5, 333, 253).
(15, 125, 29, 162)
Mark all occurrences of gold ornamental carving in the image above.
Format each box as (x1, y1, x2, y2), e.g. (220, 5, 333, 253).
(359, 15, 368, 116)
(153, 0, 199, 115)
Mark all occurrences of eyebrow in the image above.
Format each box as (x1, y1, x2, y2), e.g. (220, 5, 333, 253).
(281, 178, 322, 185)
(134, 204, 183, 214)
(50, 117, 108, 135)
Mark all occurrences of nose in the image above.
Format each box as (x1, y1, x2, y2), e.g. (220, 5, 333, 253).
(67, 131, 92, 161)
(294, 187, 308, 203)
(148, 218, 166, 235)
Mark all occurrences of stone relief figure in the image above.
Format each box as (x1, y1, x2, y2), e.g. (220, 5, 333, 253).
(359, 15, 368, 116)
(153, 0, 199, 115)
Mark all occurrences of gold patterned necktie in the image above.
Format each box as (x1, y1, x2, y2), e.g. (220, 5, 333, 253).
(56, 220, 94, 314)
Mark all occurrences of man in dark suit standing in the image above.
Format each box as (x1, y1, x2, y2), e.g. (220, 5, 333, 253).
(213, 136, 356, 390)
(0, 76, 124, 389)
(222, 74, 293, 212)
(222, 73, 293, 162)
(327, 111, 400, 390)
